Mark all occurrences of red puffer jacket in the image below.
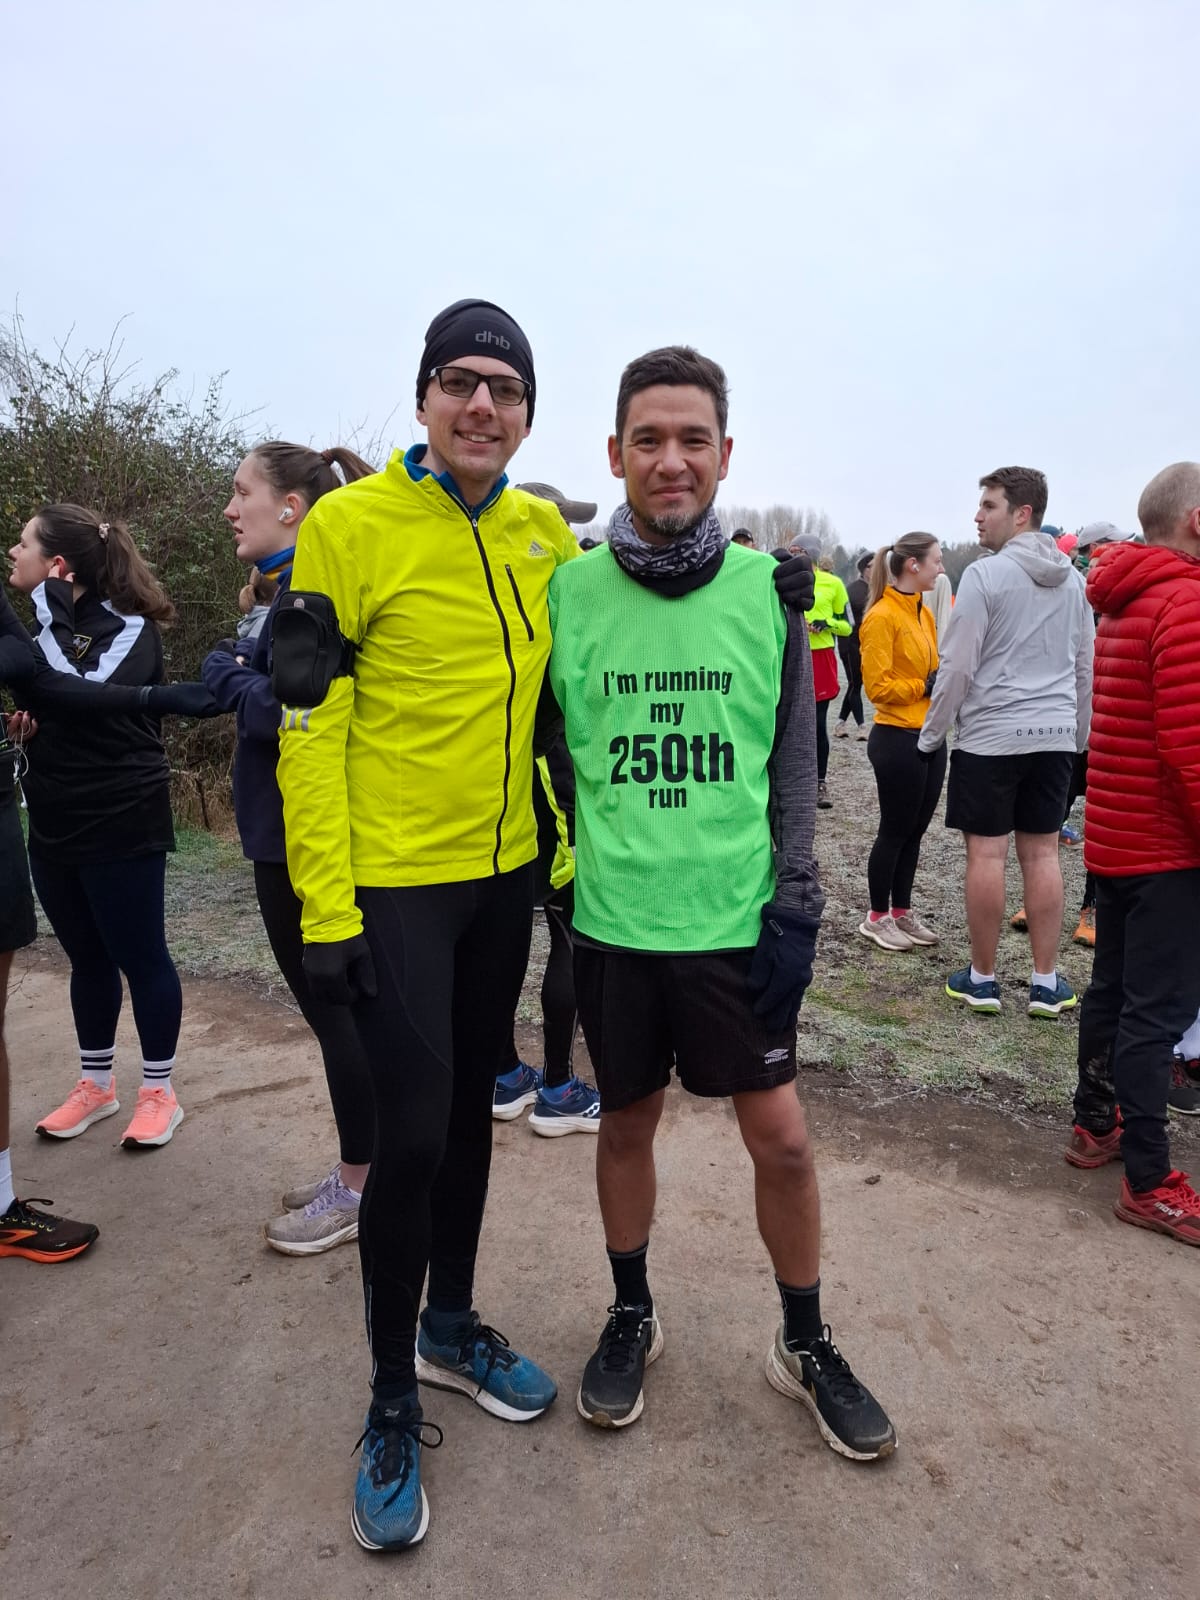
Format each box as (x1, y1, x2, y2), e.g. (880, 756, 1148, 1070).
(1084, 543, 1200, 876)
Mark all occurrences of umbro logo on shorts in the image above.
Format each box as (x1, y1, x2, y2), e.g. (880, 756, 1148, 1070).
(528, 540, 549, 558)
(763, 1048, 790, 1065)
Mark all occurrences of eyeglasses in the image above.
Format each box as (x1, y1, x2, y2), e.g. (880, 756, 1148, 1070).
(429, 365, 530, 408)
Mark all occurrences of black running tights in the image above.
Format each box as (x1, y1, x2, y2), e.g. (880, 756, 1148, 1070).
(503, 880, 577, 1087)
(352, 865, 533, 1400)
(253, 861, 374, 1166)
(815, 698, 832, 783)
(866, 724, 947, 912)
(29, 852, 181, 1062)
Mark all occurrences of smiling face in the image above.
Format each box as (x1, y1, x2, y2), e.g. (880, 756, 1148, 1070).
(8, 518, 57, 593)
(416, 355, 531, 505)
(912, 542, 944, 592)
(224, 454, 304, 566)
(608, 384, 732, 545)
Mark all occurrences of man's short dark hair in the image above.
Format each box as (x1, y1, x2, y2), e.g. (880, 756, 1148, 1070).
(856, 552, 873, 572)
(980, 466, 1049, 529)
(615, 346, 729, 443)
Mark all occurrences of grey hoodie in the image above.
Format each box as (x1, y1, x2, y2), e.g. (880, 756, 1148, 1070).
(919, 533, 1093, 756)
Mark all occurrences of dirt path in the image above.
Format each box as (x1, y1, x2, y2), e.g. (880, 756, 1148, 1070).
(3, 955, 1197, 1600)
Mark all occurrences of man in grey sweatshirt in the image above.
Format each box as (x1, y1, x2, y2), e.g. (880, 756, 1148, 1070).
(918, 466, 1093, 1018)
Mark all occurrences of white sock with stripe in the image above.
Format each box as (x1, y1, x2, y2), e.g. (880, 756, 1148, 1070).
(0, 1147, 13, 1213)
(142, 1057, 175, 1094)
(80, 1046, 114, 1091)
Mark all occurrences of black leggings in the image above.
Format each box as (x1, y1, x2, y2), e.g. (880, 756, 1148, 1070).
(815, 699, 832, 783)
(838, 639, 864, 726)
(866, 724, 947, 912)
(504, 879, 577, 1088)
(29, 852, 182, 1062)
(253, 861, 374, 1167)
(352, 864, 533, 1400)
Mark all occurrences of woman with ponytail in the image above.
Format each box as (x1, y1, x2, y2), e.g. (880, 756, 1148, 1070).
(202, 441, 378, 1255)
(857, 533, 947, 951)
(7, 504, 214, 1150)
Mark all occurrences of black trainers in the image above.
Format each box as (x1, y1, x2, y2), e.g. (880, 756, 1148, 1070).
(1168, 1058, 1200, 1117)
(576, 1303, 663, 1429)
(0, 1196, 99, 1262)
(766, 1323, 897, 1460)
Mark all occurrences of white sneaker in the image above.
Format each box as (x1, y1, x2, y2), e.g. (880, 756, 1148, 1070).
(857, 915, 915, 952)
(893, 911, 938, 946)
(833, 721, 849, 739)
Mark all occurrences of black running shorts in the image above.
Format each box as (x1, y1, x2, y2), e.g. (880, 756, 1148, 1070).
(945, 748, 1075, 837)
(573, 942, 798, 1113)
(0, 788, 37, 953)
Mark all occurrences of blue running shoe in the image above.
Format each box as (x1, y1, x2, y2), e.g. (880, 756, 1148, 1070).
(415, 1311, 557, 1422)
(351, 1402, 442, 1552)
(528, 1076, 601, 1137)
(492, 1060, 542, 1121)
(1028, 975, 1077, 1018)
(945, 966, 1001, 1013)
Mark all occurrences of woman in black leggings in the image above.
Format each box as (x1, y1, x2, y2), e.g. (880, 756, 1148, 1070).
(858, 532, 947, 952)
(202, 440, 376, 1256)
(7, 506, 210, 1150)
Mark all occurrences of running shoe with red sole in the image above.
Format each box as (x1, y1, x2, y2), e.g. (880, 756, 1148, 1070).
(1064, 1123, 1123, 1169)
(1113, 1170, 1200, 1246)
(0, 1197, 99, 1262)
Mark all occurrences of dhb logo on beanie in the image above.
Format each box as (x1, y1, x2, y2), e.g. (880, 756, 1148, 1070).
(417, 299, 536, 424)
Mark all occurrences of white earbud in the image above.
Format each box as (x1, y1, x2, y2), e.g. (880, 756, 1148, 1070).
(278, 509, 292, 523)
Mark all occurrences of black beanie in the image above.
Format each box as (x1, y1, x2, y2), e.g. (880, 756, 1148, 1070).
(416, 299, 536, 425)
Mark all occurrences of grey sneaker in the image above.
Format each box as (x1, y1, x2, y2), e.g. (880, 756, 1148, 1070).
(892, 912, 938, 946)
(857, 915, 915, 952)
(281, 1166, 339, 1212)
(266, 1171, 360, 1256)
(817, 782, 833, 810)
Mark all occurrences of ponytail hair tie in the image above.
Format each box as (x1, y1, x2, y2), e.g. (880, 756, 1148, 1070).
(98, 522, 110, 541)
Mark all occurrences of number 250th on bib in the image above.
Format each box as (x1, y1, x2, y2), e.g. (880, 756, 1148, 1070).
(609, 731, 734, 808)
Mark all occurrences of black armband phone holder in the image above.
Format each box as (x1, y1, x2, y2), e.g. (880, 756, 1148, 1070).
(270, 591, 357, 708)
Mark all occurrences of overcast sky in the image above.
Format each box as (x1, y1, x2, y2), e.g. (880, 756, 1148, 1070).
(6, 1, 1196, 550)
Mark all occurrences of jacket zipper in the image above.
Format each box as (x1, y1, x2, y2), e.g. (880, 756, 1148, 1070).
(461, 507, 516, 873)
(505, 565, 535, 641)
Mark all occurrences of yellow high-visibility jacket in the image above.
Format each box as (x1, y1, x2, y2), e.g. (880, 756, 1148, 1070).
(277, 451, 578, 942)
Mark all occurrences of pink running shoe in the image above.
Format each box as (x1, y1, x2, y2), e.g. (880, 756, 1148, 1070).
(36, 1078, 120, 1140)
(120, 1086, 184, 1150)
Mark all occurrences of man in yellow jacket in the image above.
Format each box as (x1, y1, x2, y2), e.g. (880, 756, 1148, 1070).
(273, 300, 576, 1552)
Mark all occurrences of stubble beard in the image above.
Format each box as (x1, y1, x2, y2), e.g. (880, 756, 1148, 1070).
(634, 497, 715, 542)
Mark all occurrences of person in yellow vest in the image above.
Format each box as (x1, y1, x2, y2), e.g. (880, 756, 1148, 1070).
(858, 533, 946, 951)
(789, 536, 851, 809)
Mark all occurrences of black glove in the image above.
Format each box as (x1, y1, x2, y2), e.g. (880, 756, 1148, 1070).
(139, 683, 222, 718)
(917, 740, 944, 763)
(210, 638, 239, 657)
(923, 669, 938, 697)
(747, 902, 821, 1032)
(303, 933, 378, 1006)
(772, 553, 816, 613)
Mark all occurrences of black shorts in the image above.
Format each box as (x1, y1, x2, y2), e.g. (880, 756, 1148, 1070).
(0, 788, 37, 953)
(945, 748, 1075, 837)
(573, 942, 797, 1113)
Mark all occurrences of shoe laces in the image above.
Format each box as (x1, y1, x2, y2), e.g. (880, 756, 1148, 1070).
(4, 1197, 56, 1229)
(304, 1171, 353, 1216)
(790, 1326, 867, 1406)
(599, 1304, 651, 1374)
(1162, 1172, 1200, 1215)
(464, 1320, 519, 1378)
(354, 1410, 443, 1506)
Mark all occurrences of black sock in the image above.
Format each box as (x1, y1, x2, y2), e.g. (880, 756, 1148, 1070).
(608, 1241, 652, 1314)
(777, 1276, 822, 1348)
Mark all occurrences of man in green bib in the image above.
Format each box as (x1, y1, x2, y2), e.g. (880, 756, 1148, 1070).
(548, 345, 896, 1460)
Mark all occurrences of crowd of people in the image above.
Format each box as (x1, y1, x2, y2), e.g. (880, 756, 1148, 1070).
(1, 297, 1198, 1555)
